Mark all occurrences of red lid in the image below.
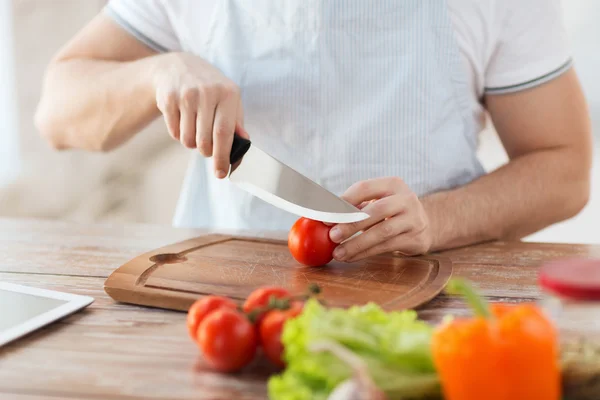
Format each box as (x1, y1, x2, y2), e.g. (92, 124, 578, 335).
(539, 258, 600, 301)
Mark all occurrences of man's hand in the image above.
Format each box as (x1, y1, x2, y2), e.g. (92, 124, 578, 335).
(328, 177, 432, 262)
(36, 14, 248, 174)
(331, 69, 591, 260)
(154, 53, 249, 178)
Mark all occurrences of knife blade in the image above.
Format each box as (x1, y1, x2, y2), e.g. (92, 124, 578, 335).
(227, 134, 370, 224)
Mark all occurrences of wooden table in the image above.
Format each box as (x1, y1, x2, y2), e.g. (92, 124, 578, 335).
(1, 217, 599, 400)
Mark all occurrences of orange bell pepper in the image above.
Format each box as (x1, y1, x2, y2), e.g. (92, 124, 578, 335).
(432, 279, 561, 400)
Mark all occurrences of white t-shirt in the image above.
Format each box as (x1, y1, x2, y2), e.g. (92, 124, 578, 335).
(105, 0, 572, 136)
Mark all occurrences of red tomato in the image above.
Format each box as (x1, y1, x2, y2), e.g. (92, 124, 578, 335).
(243, 286, 291, 316)
(187, 296, 237, 341)
(288, 217, 337, 267)
(259, 301, 304, 367)
(197, 308, 257, 372)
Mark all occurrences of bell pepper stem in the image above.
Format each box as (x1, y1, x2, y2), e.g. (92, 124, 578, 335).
(446, 278, 492, 319)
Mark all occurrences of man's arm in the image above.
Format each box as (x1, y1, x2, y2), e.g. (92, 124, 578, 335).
(36, 13, 246, 177)
(423, 68, 592, 251)
(35, 14, 162, 152)
(328, 68, 592, 261)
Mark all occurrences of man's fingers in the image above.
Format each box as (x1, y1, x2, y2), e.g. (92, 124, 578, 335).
(357, 201, 372, 210)
(165, 109, 181, 141)
(235, 97, 249, 139)
(332, 215, 412, 261)
(196, 91, 217, 157)
(341, 177, 407, 206)
(343, 237, 407, 263)
(329, 195, 404, 243)
(212, 86, 238, 178)
(179, 88, 198, 148)
(180, 109, 197, 148)
(158, 90, 181, 140)
(341, 233, 428, 263)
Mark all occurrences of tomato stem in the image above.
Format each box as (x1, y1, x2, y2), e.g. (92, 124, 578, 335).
(268, 296, 291, 310)
(308, 283, 321, 295)
(244, 283, 323, 324)
(246, 296, 293, 323)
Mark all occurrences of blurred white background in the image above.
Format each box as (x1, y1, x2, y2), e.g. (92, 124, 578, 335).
(0, 0, 189, 224)
(0, 0, 19, 187)
(0, 0, 598, 243)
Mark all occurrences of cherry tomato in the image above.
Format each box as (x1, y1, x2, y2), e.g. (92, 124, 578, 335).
(243, 286, 290, 316)
(259, 301, 304, 367)
(288, 217, 337, 267)
(197, 308, 257, 372)
(187, 296, 237, 340)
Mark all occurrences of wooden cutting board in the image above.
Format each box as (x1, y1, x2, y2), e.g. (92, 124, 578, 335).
(104, 234, 453, 311)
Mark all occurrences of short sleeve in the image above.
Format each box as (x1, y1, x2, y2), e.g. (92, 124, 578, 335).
(104, 0, 181, 53)
(484, 0, 572, 94)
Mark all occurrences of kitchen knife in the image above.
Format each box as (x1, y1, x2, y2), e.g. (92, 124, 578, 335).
(227, 134, 370, 224)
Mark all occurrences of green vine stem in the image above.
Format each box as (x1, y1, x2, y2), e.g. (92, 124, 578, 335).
(245, 283, 323, 323)
(445, 278, 492, 319)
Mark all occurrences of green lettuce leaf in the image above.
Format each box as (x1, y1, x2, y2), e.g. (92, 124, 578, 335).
(267, 299, 441, 400)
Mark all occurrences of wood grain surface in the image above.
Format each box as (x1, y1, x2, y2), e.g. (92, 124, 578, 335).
(104, 235, 453, 312)
(1, 217, 599, 399)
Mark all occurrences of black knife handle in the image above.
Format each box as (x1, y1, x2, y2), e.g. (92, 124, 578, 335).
(230, 133, 251, 165)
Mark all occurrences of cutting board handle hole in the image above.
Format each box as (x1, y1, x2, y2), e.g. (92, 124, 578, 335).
(149, 253, 187, 264)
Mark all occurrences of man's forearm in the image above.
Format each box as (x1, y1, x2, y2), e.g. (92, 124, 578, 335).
(422, 148, 591, 252)
(35, 56, 163, 152)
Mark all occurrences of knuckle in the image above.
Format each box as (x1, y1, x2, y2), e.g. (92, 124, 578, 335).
(351, 240, 364, 254)
(391, 176, 406, 189)
(201, 84, 219, 99)
(159, 91, 178, 111)
(379, 222, 396, 240)
(197, 137, 212, 155)
(355, 180, 369, 193)
(180, 87, 199, 108)
(371, 198, 392, 216)
(218, 82, 239, 98)
(404, 218, 419, 234)
(348, 221, 363, 233)
(214, 121, 232, 137)
(406, 191, 419, 204)
(369, 199, 383, 214)
(166, 90, 178, 104)
(406, 221, 417, 233)
(415, 215, 428, 232)
(197, 85, 210, 99)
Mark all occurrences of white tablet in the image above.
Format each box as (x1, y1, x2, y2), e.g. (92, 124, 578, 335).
(0, 282, 94, 347)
